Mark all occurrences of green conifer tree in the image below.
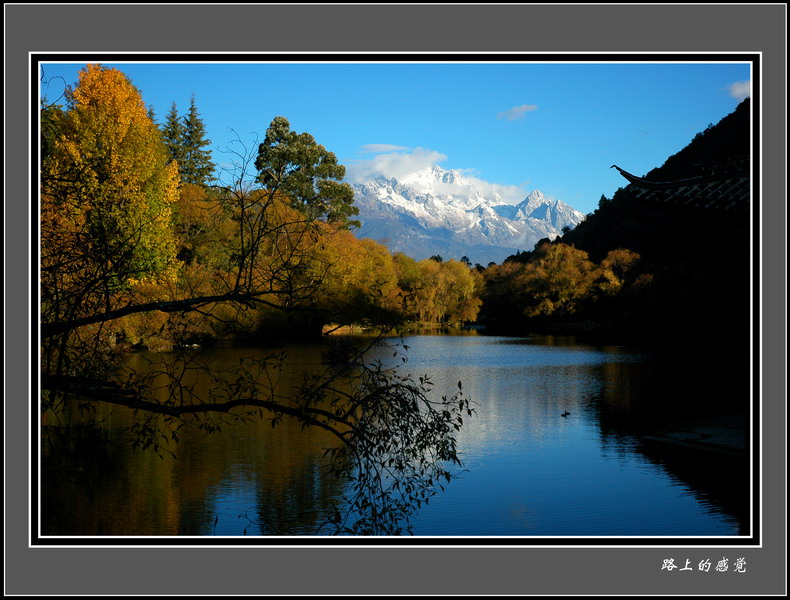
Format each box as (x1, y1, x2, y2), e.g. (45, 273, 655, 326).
(161, 101, 186, 170)
(180, 94, 215, 185)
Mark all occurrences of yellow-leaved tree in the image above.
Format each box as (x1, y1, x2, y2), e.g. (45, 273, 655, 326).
(306, 229, 401, 328)
(41, 63, 180, 378)
(520, 243, 600, 318)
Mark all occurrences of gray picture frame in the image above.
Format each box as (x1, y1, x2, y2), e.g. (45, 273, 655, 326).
(6, 4, 786, 596)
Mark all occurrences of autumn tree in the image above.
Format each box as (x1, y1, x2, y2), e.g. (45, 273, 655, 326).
(305, 229, 402, 328)
(392, 252, 423, 318)
(42, 64, 179, 283)
(481, 243, 650, 325)
(480, 260, 532, 322)
(413, 258, 442, 322)
(519, 243, 600, 318)
(436, 260, 483, 325)
(598, 248, 641, 295)
(401, 258, 482, 325)
(41, 63, 180, 379)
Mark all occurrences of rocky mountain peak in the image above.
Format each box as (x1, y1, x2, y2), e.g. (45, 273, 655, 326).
(349, 167, 586, 265)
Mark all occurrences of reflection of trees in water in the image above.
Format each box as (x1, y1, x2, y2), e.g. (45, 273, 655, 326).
(585, 353, 750, 533)
(41, 410, 346, 536)
(42, 417, 184, 535)
(589, 347, 749, 436)
(637, 437, 750, 536)
(41, 336, 472, 536)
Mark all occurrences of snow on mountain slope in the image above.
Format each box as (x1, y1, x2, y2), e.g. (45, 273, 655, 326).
(350, 166, 586, 265)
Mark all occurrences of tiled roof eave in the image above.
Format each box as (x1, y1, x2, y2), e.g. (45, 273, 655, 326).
(611, 165, 750, 211)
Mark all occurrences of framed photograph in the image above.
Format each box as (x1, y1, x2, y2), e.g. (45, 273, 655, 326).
(8, 4, 786, 597)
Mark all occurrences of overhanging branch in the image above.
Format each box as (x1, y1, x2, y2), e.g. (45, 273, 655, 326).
(41, 291, 312, 338)
(42, 374, 355, 444)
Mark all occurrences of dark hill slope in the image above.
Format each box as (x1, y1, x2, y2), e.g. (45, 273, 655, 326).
(557, 99, 753, 353)
(560, 98, 751, 263)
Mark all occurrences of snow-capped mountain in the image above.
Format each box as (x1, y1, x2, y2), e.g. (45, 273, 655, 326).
(350, 166, 586, 265)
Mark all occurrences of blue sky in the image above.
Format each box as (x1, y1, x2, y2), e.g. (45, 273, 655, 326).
(39, 60, 751, 215)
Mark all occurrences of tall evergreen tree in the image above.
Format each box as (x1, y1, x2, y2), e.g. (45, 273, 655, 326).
(161, 101, 186, 169)
(180, 95, 215, 185)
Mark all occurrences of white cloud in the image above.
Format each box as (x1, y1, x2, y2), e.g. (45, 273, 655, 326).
(728, 80, 751, 100)
(359, 144, 410, 154)
(439, 175, 528, 205)
(497, 104, 538, 121)
(345, 146, 528, 205)
(345, 147, 448, 183)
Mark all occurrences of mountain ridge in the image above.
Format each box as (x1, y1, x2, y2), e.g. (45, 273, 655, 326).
(350, 167, 586, 265)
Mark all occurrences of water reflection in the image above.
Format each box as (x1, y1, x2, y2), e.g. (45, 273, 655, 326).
(41, 332, 750, 537)
(393, 334, 747, 536)
(43, 342, 349, 536)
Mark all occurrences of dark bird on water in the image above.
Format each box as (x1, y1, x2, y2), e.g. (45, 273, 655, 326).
(561, 411, 570, 417)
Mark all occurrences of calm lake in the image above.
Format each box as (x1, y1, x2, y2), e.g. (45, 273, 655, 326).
(41, 331, 750, 538)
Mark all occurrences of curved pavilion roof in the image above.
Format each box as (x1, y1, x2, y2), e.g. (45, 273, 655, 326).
(610, 158, 750, 213)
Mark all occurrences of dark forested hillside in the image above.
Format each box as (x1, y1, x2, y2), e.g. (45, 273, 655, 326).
(560, 98, 750, 263)
(642, 98, 750, 183)
(487, 98, 753, 361)
(478, 99, 755, 414)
